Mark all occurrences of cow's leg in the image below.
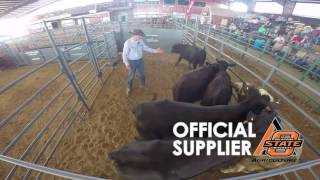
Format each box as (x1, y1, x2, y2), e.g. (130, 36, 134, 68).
(175, 56, 182, 66)
(192, 63, 197, 69)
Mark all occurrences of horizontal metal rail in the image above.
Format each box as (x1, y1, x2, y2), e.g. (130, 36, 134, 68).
(0, 72, 63, 128)
(62, 43, 85, 52)
(0, 56, 57, 95)
(0, 155, 106, 180)
(5, 92, 76, 179)
(23, 101, 79, 180)
(85, 76, 100, 97)
(1, 82, 71, 155)
(0, 16, 117, 180)
(35, 105, 88, 180)
(182, 24, 320, 98)
(207, 39, 320, 128)
(190, 25, 320, 159)
(181, 23, 320, 129)
(99, 61, 110, 71)
(223, 159, 320, 180)
(69, 52, 89, 65)
(78, 67, 95, 85)
(204, 29, 320, 79)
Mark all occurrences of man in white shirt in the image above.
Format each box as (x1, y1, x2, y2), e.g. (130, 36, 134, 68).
(272, 34, 285, 53)
(122, 29, 163, 96)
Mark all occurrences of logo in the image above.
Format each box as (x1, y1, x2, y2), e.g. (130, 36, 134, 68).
(253, 117, 303, 157)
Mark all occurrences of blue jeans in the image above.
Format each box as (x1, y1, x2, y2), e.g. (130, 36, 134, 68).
(128, 59, 145, 89)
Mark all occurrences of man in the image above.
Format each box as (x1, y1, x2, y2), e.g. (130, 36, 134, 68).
(122, 29, 163, 96)
(272, 34, 285, 53)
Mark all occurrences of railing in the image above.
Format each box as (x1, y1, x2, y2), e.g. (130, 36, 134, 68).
(0, 16, 118, 179)
(174, 18, 320, 179)
(190, 20, 320, 82)
(180, 19, 320, 113)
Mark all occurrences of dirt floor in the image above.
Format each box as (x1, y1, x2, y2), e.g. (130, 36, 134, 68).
(1, 52, 319, 179)
(44, 53, 319, 179)
(0, 60, 104, 178)
(45, 53, 189, 179)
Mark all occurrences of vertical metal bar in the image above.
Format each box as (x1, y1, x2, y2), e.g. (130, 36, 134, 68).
(293, 171, 302, 180)
(260, 38, 270, 58)
(38, 49, 46, 62)
(185, 15, 188, 25)
(104, 33, 111, 60)
(219, 43, 224, 58)
(9, 40, 26, 65)
(281, 174, 289, 180)
(204, 24, 211, 51)
(193, 17, 199, 46)
(298, 58, 320, 82)
(81, 17, 102, 78)
(263, 67, 276, 87)
(276, 51, 287, 68)
(43, 20, 90, 110)
(308, 167, 318, 179)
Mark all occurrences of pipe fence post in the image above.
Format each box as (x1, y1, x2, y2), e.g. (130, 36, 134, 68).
(104, 33, 112, 60)
(219, 43, 224, 59)
(204, 24, 211, 50)
(81, 17, 102, 79)
(193, 17, 199, 46)
(43, 21, 90, 110)
(38, 49, 46, 62)
(260, 38, 270, 58)
(298, 58, 320, 82)
(262, 51, 288, 86)
(263, 67, 276, 87)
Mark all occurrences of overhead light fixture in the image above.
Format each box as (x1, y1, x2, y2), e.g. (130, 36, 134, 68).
(230, 2, 248, 12)
(218, 4, 229, 9)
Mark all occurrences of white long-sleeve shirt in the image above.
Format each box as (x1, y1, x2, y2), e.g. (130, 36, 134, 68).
(122, 38, 157, 66)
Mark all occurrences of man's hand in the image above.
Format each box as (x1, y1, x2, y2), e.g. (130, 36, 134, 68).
(126, 64, 131, 71)
(155, 48, 164, 53)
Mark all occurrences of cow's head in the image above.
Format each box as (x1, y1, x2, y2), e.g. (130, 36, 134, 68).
(216, 59, 236, 71)
(244, 86, 270, 115)
(171, 44, 182, 53)
(236, 83, 280, 111)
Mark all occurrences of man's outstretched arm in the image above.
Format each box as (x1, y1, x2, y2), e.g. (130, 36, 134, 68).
(141, 40, 163, 53)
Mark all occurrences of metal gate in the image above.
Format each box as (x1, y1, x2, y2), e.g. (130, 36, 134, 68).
(0, 16, 118, 179)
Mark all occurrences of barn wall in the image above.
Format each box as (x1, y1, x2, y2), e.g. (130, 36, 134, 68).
(118, 23, 184, 52)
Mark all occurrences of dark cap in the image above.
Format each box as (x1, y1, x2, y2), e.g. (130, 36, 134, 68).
(129, 29, 145, 36)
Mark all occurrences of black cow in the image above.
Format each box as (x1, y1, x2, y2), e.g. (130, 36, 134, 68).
(200, 61, 233, 106)
(173, 61, 233, 103)
(109, 110, 277, 180)
(171, 44, 206, 69)
(134, 87, 270, 140)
